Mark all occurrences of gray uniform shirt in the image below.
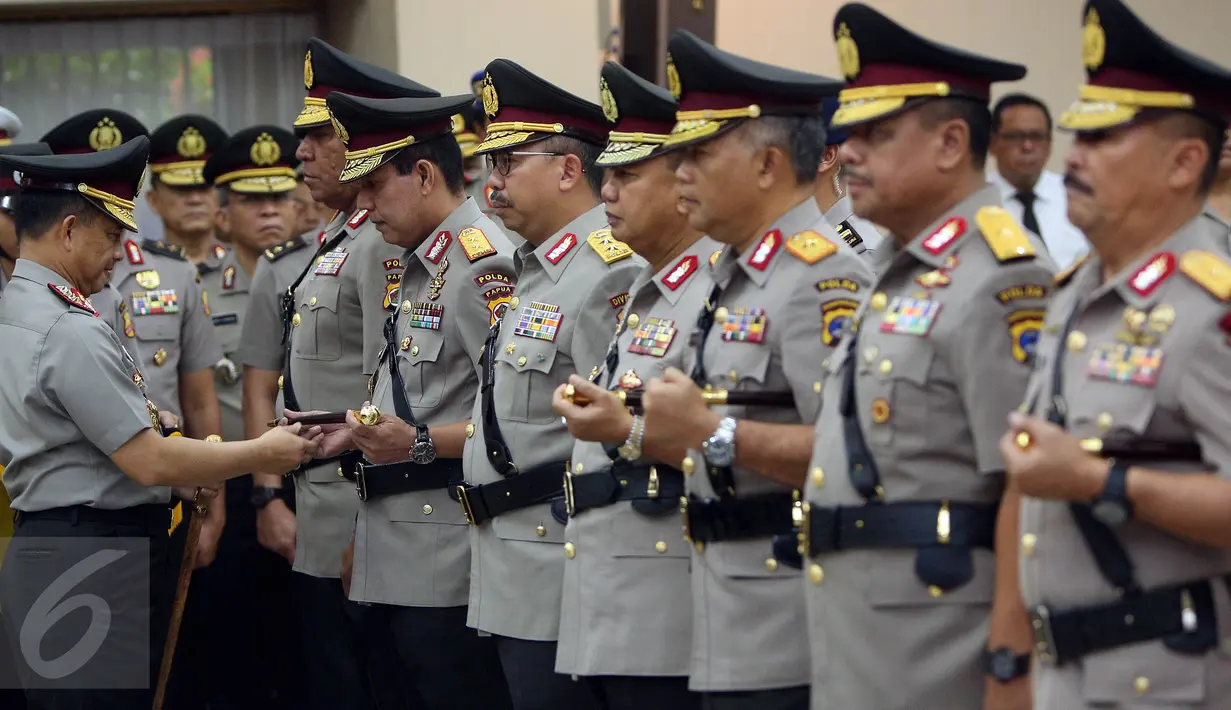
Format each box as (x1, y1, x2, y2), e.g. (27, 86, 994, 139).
(804, 185, 1054, 710)
(464, 203, 643, 641)
(556, 236, 718, 678)
(1019, 215, 1231, 709)
(110, 238, 221, 417)
(236, 235, 321, 375)
(682, 198, 874, 692)
(352, 198, 517, 606)
(288, 208, 403, 578)
(0, 259, 167, 511)
(825, 194, 885, 259)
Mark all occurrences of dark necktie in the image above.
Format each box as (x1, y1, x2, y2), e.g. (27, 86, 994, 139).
(1016, 191, 1042, 239)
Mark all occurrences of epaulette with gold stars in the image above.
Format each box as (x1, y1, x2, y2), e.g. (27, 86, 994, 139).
(976, 206, 1035, 263)
(264, 236, 309, 262)
(141, 239, 187, 261)
(785, 229, 837, 264)
(1053, 254, 1088, 286)
(458, 226, 497, 263)
(1179, 250, 1231, 301)
(587, 228, 633, 265)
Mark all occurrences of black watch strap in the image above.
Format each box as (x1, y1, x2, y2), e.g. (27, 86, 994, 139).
(983, 648, 1031, 683)
(250, 485, 282, 510)
(1098, 458, 1132, 512)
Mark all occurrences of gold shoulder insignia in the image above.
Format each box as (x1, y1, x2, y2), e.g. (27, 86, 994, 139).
(458, 226, 497, 262)
(264, 237, 309, 262)
(785, 230, 838, 265)
(1054, 254, 1088, 286)
(142, 239, 187, 261)
(709, 248, 723, 267)
(587, 228, 633, 265)
(1179, 250, 1231, 301)
(976, 206, 1036, 262)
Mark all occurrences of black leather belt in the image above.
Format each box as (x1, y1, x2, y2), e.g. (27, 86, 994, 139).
(564, 465, 685, 517)
(1031, 576, 1226, 666)
(13, 504, 171, 536)
(354, 458, 464, 502)
(681, 493, 794, 544)
(292, 451, 363, 479)
(455, 461, 568, 526)
(799, 501, 997, 557)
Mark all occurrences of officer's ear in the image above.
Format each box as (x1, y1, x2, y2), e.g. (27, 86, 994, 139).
(214, 204, 230, 236)
(414, 159, 436, 195)
(57, 213, 78, 248)
(145, 184, 163, 218)
(557, 152, 585, 193)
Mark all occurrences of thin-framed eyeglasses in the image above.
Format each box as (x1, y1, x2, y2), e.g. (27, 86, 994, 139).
(487, 151, 567, 176)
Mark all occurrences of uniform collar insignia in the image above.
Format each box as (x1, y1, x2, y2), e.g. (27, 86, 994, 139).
(48, 283, 98, 316)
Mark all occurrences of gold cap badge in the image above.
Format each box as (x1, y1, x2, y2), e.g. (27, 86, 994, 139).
(836, 23, 860, 80)
(1083, 9, 1106, 71)
(89, 117, 123, 152)
(304, 49, 314, 89)
(666, 54, 682, 99)
(330, 112, 349, 144)
(176, 126, 206, 159)
(600, 77, 619, 123)
(482, 73, 499, 118)
(250, 132, 281, 166)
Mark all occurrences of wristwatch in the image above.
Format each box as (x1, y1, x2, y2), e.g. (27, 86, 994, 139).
(250, 485, 282, 510)
(409, 426, 437, 464)
(702, 417, 738, 468)
(618, 415, 645, 461)
(983, 648, 1030, 683)
(1091, 459, 1133, 527)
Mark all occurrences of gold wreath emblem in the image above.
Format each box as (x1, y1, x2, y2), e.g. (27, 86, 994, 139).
(482, 73, 499, 118)
(330, 112, 350, 143)
(135, 165, 149, 200)
(304, 49, 314, 89)
(451, 113, 465, 135)
(177, 126, 206, 158)
(1082, 8, 1106, 71)
(836, 23, 860, 80)
(666, 54, 681, 99)
(600, 77, 619, 123)
(89, 117, 123, 152)
(250, 132, 281, 166)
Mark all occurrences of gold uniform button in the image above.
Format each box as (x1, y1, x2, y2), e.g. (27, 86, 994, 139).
(813, 381, 822, 394)
(879, 360, 893, 375)
(627, 313, 640, 329)
(870, 292, 888, 311)
(729, 369, 738, 383)
(808, 564, 824, 585)
(292, 313, 301, 327)
(535, 525, 547, 537)
(277, 375, 284, 390)
(564, 542, 576, 559)
(929, 585, 944, 598)
(422, 504, 433, 515)
(153, 348, 167, 366)
(336, 466, 344, 478)
(517, 356, 527, 367)
(1097, 412, 1114, 431)
(411, 345, 420, 356)
(509, 296, 520, 309)
(309, 296, 317, 306)
(714, 306, 730, 323)
(1067, 331, 1088, 352)
(465, 423, 475, 439)
(655, 541, 667, 554)
(764, 558, 779, 572)
(574, 463, 583, 474)
(400, 337, 411, 351)
(1021, 533, 1038, 557)
(682, 456, 694, 476)
(1134, 676, 1150, 694)
(811, 467, 825, 487)
(401, 300, 412, 314)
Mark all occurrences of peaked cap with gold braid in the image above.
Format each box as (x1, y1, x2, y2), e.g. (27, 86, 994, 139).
(473, 59, 608, 154)
(326, 92, 474, 183)
(296, 37, 439, 132)
(203, 125, 300, 194)
(596, 61, 678, 167)
(148, 115, 229, 187)
(41, 109, 149, 155)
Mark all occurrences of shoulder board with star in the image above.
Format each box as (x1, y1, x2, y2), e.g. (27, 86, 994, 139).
(1053, 254, 1088, 286)
(458, 226, 497, 263)
(1179, 250, 1231, 302)
(47, 283, 98, 316)
(264, 236, 310, 262)
(587, 228, 633, 265)
(141, 239, 188, 261)
(976, 206, 1036, 263)
(785, 229, 838, 264)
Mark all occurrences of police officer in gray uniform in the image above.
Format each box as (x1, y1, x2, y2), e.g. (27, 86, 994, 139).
(461, 59, 641, 709)
(637, 31, 873, 710)
(1002, 1, 1231, 707)
(146, 116, 230, 272)
(0, 137, 315, 710)
(200, 126, 302, 444)
(815, 97, 884, 258)
(551, 62, 708, 709)
(313, 90, 517, 710)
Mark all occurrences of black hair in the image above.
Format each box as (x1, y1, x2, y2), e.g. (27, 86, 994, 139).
(13, 191, 100, 241)
(391, 136, 466, 196)
(1138, 108, 1223, 193)
(743, 115, 827, 184)
(919, 98, 992, 170)
(538, 135, 605, 197)
(991, 93, 1054, 134)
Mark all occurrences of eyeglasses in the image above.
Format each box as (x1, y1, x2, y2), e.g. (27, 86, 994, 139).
(997, 131, 1051, 145)
(486, 151, 567, 176)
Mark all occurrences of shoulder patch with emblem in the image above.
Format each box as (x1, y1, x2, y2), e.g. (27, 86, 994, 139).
(458, 226, 496, 263)
(142, 239, 187, 261)
(1006, 309, 1045, 364)
(587, 228, 633, 265)
(1054, 254, 1089, 286)
(347, 209, 370, 229)
(995, 284, 1048, 305)
(48, 284, 98, 316)
(785, 230, 838, 265)
(1179, 250, 1231, 302)
(976, 206, 1036, 262)
(264, 237, 309, 262)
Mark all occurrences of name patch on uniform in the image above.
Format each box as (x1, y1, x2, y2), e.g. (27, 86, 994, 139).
(132, 289, 180, 316)
(134, 270, 160, 290)
(720, 307, 768, 343)
(314, 249, 349, 276)
(212, 313, 238, 327)
(816, 278, 860, 293)
(1006, 309, 1044, 364)
(629, 317, 677, 357)
(1087, 342, 1164, 387)
(513, 301, 562, 342)
(996, 284, 1048, 305)
(475, 272, 511, 288)
(821, 299, 858, 347)
(609, 292, 630, 310)
(483, 284, 514, 301)
(880, 296, 941, 336)
(426, 231, 452, 264)
(383, 258, 403, 271)
(408, 302, 444, 330)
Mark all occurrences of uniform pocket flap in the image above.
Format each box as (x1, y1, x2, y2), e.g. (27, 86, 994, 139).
(609, 513, 690, 559)
(403, 333, 445, 366)
(492, 507, 566, 543)
(1081, 643, 1205, 704)
(306, 281, 341, 312)
(305, 461, 352, 484)
(496, 341, 558, 375)
(387, 488, 468, 525)
(131, 316, 177, 341)
(867, 549, 995, 606)
(710, 538, 794, 579)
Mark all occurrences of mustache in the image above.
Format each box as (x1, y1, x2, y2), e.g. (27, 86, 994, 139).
(488, 190, 513, 209)
(1063, 173, 1094, 196)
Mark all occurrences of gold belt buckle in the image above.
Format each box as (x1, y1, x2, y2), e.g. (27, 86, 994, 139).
(563, 469, 576, 517)
(1030, 605, 1058, 666)
(455, 485, 475, 526)
(792, 491, 811, 558)
(354, 462, 369, 502)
